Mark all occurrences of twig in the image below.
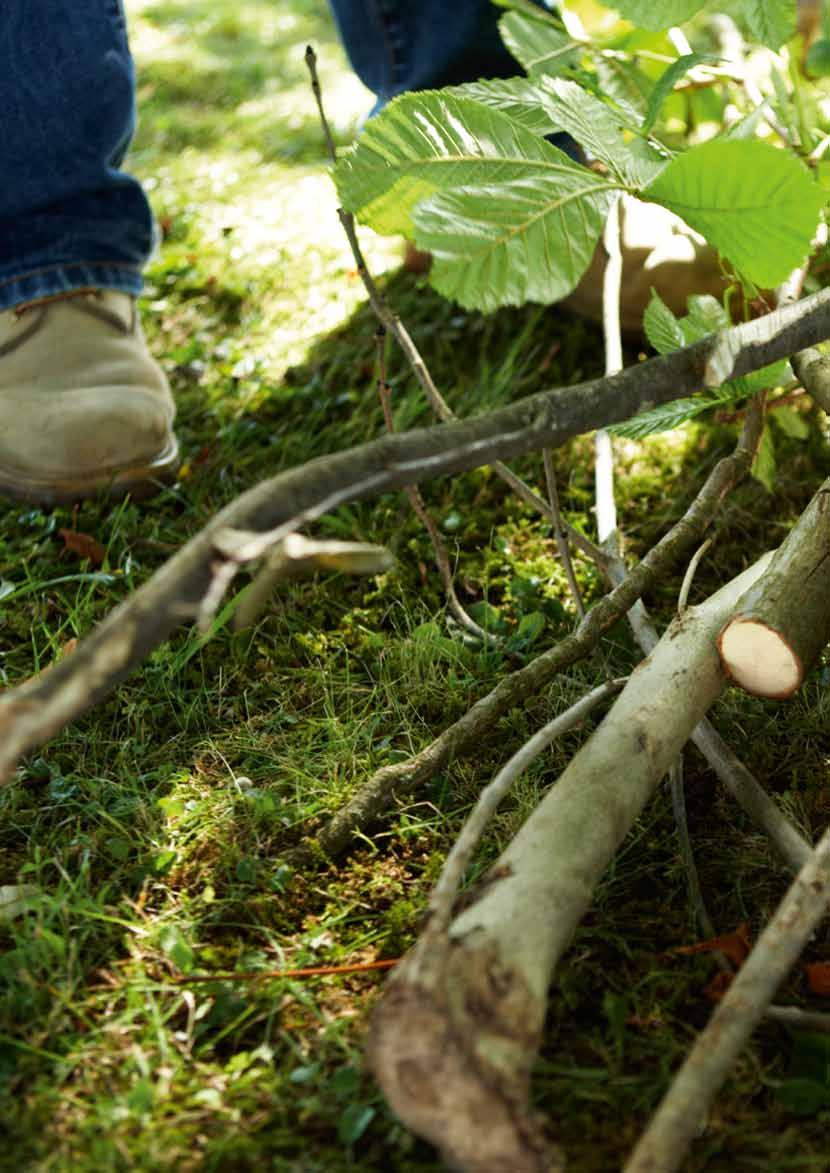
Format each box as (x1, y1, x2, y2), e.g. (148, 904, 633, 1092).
(300, 397, 779, 862)
(543, 448, 585, 617)
(374, 328, 497, 644)
(3, 291, 830, 783)
(305, 44, 602, 567)
(625, 822, 830, 1173)
(427, 678, 627, 936)
(596, 195, 623, 544)
(676, 538, 712, 615)
(668, 757, 716, 938)
(764, 1005, 830, 1034)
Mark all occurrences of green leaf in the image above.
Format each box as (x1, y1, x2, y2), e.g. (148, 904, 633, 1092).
(338, 1103, 376, 1145)
(642, 138, 825, 287)
(772, 405, 810, 440)
(593, 57, 650, 121)
(643, 53, 718, 133)
(643, 289, 686, 353)
(609, 391, 733, 438)
(443, 78, 561, 136)
(506, 611, 547, 652)
(752, 423, 776, 492)
(336, 92, 614, 240)
(611, 0, 706, 30)
(777, 1078, 830, 1116)
(499, 10, 580, 77)
(744, 0, 796, 50)
(413, 168, 615, 310)
(537, 77, 666, 185)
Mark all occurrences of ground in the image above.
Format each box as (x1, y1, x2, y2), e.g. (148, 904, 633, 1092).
(2, 2, 830, 1170)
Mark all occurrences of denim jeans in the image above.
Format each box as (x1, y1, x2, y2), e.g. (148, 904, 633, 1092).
(0, 1, 153, 312)
(0, 0, 558, 313)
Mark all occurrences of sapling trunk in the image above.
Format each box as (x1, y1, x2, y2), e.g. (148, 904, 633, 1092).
(718, 477, 830, 697)
(370, 554, 771, 1173)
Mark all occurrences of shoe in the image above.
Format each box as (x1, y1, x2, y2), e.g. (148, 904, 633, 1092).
(562, 194, 728, 336)
(0, 290, 178, 505)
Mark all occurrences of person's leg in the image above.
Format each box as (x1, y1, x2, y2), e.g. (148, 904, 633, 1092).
(0, 0, 177, 505)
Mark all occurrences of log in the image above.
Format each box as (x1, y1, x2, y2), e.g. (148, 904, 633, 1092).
(369, 554, 771, 1173)
(717, 478, 830, 698)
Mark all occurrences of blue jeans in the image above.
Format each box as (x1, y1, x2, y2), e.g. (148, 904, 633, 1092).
(0, 0, 556, 314)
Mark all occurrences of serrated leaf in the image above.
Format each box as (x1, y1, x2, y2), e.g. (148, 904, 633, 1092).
(336, 92, 615, 240)
(538, 77, 665, 185)
(499, 10, 580, 77)
(444, 78, 562, 136)
(643, 138, 825, 287)
(752, 423, 776, 491)
(594, 57, 650, 120)
(744, 0, 796, 50)
(612, 0, 706, 30)
(413, 168, 616, 311)
(609, 391, 734, 438)
(643, 289, 685, 353)
(643, 53, 718, 133)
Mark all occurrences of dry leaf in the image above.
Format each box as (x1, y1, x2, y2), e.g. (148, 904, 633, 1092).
(806, 961, 830, 996)
(704, 971, 734, 1002)
(672, 922, 751, 968)
(59, 528, 105, 566)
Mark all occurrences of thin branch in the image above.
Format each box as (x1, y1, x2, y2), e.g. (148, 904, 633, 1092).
(669, 756, 716, 938)
(543, 448, 585, 617)
(596, 195, 623, 544)
(3, 291, 830, 782)
(374, 327, 497, 644)
(305, 44, 603, 567)
(676, 538, 712, 615)
(303, 396, 769, 862)
(625, 822, 830, 1173)
(426, 678, 627, 936)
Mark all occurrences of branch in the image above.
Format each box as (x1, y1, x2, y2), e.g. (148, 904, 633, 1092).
(718, 476, 830, 697)
(3, 291, 830, 782)
(369, 555, 771, 1172)
(302, 402, 781, 862)
(625, 821, 830, 1173)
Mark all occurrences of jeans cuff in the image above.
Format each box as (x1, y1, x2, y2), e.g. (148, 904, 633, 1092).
(0, 261, 143, 312)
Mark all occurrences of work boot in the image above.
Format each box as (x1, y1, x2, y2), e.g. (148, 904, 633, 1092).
(0, 290, 178, 505)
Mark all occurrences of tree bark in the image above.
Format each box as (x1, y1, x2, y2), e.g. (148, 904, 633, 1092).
(369, 554, 771, 1173)
(718, 477, 830, 697)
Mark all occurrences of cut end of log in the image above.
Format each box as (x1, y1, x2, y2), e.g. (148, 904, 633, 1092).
(718, 617, 803, 699)
(369, 979, 560, 1173)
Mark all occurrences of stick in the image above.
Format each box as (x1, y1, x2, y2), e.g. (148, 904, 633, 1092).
(3, 292, 830, 782)
(625, 822, 830, 1173)
(370, 555, 771, 1173)
(427, 678, 627, 936)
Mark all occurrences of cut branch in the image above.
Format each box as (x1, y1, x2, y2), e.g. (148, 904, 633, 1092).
(369, 555, 770, 1173)
(625, 821, 830, 1173)
(3, 291, 830, 783)
(718, 476, 830, 697)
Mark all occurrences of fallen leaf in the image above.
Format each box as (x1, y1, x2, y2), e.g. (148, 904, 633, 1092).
(59, 529, 105, 566)
(672, 923, 751, 968)
(806, 962, 830, 996)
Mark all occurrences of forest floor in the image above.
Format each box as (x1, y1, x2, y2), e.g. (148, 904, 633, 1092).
(2, 2, 830, 1170)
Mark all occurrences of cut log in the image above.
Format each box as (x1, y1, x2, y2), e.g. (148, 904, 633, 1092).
(717, 478, 830, 698)
(369, 554, 771, 1173)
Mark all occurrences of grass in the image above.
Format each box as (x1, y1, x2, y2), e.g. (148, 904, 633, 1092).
(2, 1, 830, 1169)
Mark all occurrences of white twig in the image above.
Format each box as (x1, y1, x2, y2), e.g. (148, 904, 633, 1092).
(427, 678, 627, 935)
(596, 195, 623, 545)
(676, 538, 712, 615)
(625, 823, 830, 1173)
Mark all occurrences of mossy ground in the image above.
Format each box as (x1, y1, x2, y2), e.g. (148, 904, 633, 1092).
(2, 2, 830, 1169)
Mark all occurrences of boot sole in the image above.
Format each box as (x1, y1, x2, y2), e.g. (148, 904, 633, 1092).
(0, 437, 180, 507)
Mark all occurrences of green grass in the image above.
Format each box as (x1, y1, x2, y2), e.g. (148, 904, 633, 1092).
(2, 1, 830, 1169)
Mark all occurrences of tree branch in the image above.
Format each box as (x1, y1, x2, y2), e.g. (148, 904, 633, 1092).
(3, 290, 830, 782)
